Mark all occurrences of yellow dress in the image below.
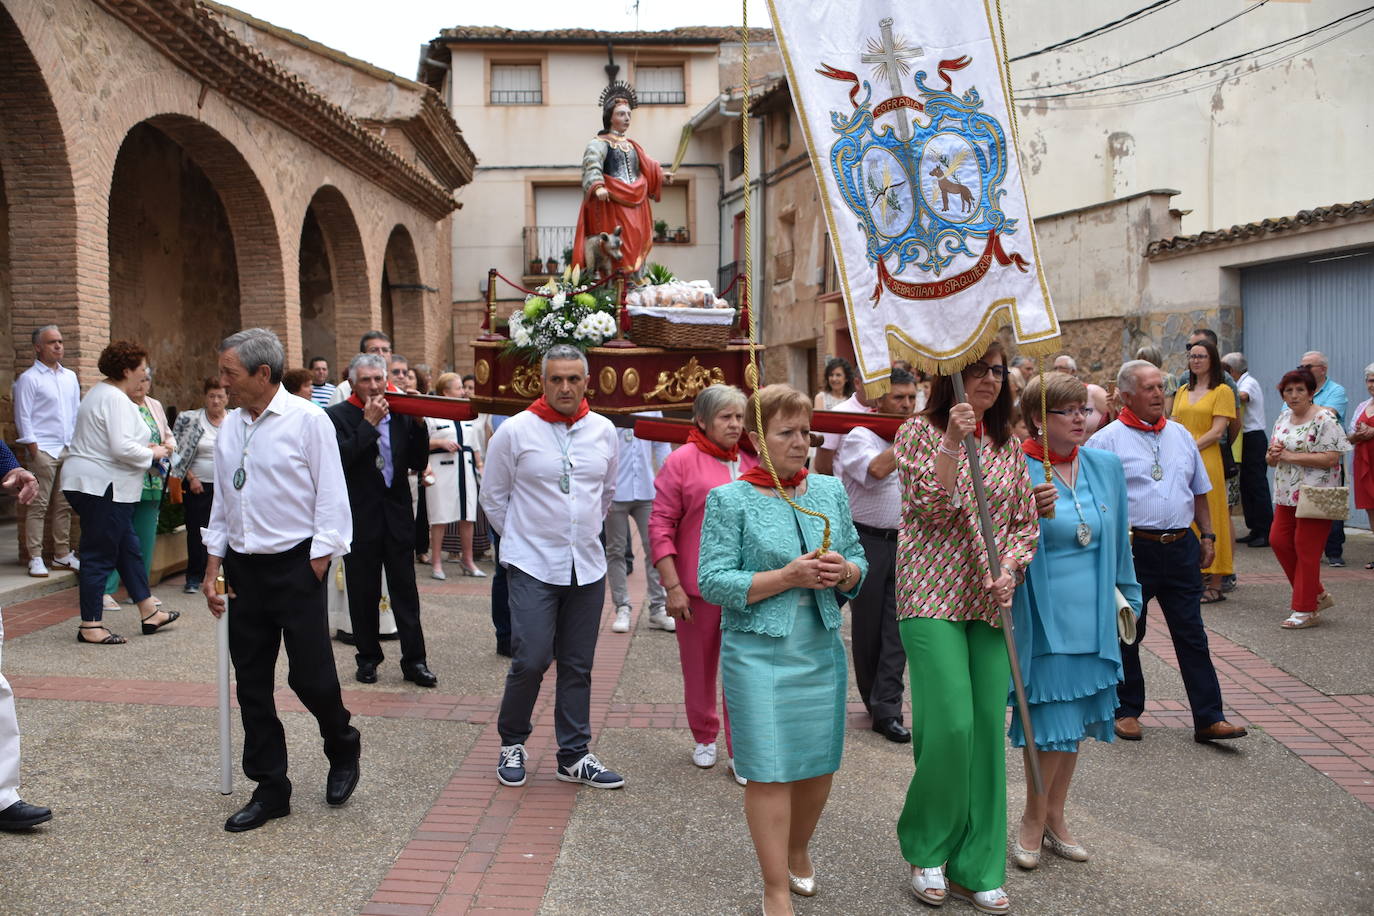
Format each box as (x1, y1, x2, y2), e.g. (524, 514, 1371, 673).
(1172, 385, 1237, 576)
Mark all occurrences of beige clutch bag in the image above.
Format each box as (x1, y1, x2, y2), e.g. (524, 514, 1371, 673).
(1114, 588, 1137, 644)
(1295, 485, 1349, 521)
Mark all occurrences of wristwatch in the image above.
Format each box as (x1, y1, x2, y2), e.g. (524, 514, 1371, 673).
(1199, 532, 1217, 541)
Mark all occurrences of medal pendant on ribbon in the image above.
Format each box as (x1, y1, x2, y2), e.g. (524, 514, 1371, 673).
(1150, 464, 1164, 481)
(1076, 522, 1092, 547)
(232, 467, 246, 490)
(559, 473, 571, 494)
(375, 455, 385, 471)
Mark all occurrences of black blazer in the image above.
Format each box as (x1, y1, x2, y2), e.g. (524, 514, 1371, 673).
(325, 400, 429, 544)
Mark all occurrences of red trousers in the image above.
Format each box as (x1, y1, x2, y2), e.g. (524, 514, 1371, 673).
(675, 595, 732, 755)
(1270, 504, 1332, 613)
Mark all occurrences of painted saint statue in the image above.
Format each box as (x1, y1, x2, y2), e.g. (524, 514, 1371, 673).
(573, 82, 669, 278)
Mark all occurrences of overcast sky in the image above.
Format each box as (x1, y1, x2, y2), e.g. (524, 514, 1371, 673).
(223, 0, 750, 80)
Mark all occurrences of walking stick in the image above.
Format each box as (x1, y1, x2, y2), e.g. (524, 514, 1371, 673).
(215, 574, 233, 795)
(949, 373, 1044, 795)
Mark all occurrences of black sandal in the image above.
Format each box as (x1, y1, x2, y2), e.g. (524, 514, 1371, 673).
(77, 624, 126, 645)
(1201, 588, 1227, 604)
(141, 609, 181, 635)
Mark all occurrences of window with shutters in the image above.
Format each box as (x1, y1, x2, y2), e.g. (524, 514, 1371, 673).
(489, 63, 542, 105)
(636, 64, 686, 105)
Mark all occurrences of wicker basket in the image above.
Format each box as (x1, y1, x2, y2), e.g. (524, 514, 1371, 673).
(629, 309, 735, 349)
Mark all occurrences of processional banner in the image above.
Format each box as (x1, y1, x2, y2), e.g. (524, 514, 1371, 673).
(765, 0, 1060, 390)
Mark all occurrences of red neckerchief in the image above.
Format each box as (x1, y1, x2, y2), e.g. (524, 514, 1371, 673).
(688, 426, 739, 462)
(527, 395, 589, 427)
(739, 465, 808, 489)
(974, 421, 985, 439)
(1118, 406, 1167, 432)
(346, 382, 401, 409)
(1022, 437, 1078, 464)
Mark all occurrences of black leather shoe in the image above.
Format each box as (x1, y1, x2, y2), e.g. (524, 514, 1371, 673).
(224, 799, 289, 832)
(402, 662, 438, 688)
(335, 629, 355, 645)
(0, 799, 53, 830)
(872, 717, 912, 743)
(1247, 536, 1269, 548)
(326, 759, 360, 807)
(355, 662, 378, 684)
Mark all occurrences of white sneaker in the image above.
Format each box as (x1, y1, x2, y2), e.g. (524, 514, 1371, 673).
(27, 557, 49, 578)
(52, 553, 80, 571)
(728, 757, 748, 786)
(646, 609, 677, 632)
(611, 605, 632, 633)
(692, 742, 717, 768)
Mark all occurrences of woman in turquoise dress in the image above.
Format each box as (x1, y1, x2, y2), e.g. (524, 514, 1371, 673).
(698, 384, 866, 916)
(1011, 373, 1140, 871)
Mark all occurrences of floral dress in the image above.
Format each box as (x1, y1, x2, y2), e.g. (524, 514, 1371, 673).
(1271, 410, 1352, 507)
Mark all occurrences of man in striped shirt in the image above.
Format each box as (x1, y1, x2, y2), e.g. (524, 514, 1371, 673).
(309, 356, 336, 408)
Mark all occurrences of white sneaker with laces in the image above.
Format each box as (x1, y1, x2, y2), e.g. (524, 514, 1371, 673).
(27, 557, 49, 578)
(611, 605, 632, 633)
(728, 757, 747, 786)
(692, 742, 717, 768)
(52, 553, 80, 571)
(646, 609, 676, 632)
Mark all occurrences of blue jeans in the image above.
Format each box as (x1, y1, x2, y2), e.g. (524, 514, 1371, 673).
(63, 487, 150, 622)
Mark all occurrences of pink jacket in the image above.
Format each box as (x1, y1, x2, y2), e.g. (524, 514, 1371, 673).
(649, 443, 757, 597)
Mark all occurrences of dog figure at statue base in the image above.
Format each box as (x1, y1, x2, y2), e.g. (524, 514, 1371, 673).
(583, 225, 625, 281)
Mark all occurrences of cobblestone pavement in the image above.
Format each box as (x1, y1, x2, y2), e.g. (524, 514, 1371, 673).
(0, 531, 1370, 915)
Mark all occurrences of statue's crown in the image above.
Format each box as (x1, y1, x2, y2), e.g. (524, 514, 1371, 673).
(599, 81, 638, 109)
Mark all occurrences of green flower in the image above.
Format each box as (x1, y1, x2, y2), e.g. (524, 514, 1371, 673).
(573, 292, 597, 308)
(524, 296, 548, 319)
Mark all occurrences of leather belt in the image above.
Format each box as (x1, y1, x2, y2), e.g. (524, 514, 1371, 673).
(1131, 527, 1191, 544)
(854, 521, 898, 542)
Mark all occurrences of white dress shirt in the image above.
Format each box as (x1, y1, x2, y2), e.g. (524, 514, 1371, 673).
(59, 381, 154, 502)
(1236, 371, 1266, 434)
(481, 408, 619, 586)
(834, 426, 901, 529)
(1086, 419, 1210, 530)
(14, 361, 81, 457)
(613, 411, 670, 502)
(202, 384, 352, 560)
(818, 393, 867, 451)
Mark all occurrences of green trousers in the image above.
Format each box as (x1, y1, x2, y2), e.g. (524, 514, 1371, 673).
(106, 496, 160, 595)
(897, 616, 1009, 892)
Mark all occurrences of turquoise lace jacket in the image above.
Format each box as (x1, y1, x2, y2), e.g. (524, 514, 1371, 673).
(697, 475, 867, 637)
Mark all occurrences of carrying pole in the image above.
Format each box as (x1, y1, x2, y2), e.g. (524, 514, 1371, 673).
(215, 576, 233, 795)
(949, 372, 1043, 795)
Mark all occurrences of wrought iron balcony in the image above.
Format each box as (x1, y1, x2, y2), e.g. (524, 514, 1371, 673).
(522, 225, 577, 276)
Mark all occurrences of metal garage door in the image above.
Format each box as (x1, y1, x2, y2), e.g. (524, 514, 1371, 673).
(1240, 249, 1373, 526)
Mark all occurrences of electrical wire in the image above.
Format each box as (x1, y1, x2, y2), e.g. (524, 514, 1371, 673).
(1019, 0, 1270, 93)
(1009, 0, 1183, 62)
(1018, 5, 1374, 101)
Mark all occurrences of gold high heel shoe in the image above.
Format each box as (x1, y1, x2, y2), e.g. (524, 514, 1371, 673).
(1043, 825, 1089, 862)
(788, 871, 817, 896)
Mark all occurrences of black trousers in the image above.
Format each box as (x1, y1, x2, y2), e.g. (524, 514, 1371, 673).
(224, 539, 358, 806)
(182, 483, 214, 585)
(491, 531, 511, 649)
(1116, 533, 1226, 729)
(851, 528, 907, 722)
(344, 535, 427, 668)
(1238, 430, 1273, 538)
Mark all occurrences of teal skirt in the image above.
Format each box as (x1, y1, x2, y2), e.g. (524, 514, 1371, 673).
(1008, 653, 1120, 752)
(721, 594, 847, 782)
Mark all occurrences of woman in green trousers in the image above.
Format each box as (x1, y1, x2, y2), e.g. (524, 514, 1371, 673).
(105, 370, 173, 609)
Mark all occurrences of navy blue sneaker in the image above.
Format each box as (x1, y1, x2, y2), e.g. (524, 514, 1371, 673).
(497, 744, 527, 787)
(555, 752, 624, 789)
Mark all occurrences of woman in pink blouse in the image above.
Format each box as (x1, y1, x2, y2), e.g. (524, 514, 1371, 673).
(894, 342, 1039, 915)
(651, 385, 757, 782)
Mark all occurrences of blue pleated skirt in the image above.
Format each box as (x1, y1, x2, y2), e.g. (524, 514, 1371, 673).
(1008, 652, 1120, 752)
(721, 595, 847, 782)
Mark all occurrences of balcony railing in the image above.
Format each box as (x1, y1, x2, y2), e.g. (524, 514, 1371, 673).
(718, 260, 744, 310)
(640, 90, 686, 105)
(522, 225, 577, 275)
(491, 89, 542, 105)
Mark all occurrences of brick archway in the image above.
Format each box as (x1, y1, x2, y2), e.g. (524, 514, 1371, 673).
(300, 185, 370, 378)
(381, 224, 426, 363)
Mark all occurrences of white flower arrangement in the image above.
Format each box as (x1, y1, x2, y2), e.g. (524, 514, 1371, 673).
(503, 266, 620, 360)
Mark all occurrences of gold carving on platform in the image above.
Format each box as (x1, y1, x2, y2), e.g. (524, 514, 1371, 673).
(475, 359, 491, 385)
(744, 363, 760, 390)
(599, 366, 618, 395)
(643, 357, 726, 403)
(511, 365, 544, 398)
(622, 368, 641, 396)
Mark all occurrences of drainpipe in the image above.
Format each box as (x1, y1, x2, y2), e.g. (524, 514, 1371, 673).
(604, 42, 619, 85)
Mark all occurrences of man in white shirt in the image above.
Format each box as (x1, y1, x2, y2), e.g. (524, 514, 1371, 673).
(203, 329, 360, 833)
(834, 369, 918, 744)
(12, 325, 81, 577)
(812, 388, 867, 476)
(308, 356, 336, 408)
(606, 414, 674, 634)
(1223, 352, 1273, 547)
(481, 344, 624, 790)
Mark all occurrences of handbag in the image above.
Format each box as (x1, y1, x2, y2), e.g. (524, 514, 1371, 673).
(1295, 485, 1350, 521)
(1113, 587, 1137, 644)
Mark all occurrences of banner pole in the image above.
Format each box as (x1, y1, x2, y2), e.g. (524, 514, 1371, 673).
(950, 371, 1043, 796)
(215, 577, 233, 795)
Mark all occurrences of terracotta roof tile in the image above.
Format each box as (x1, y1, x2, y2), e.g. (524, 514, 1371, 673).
(1147, 200, 1373, 257)
(437, 25, 774, 44)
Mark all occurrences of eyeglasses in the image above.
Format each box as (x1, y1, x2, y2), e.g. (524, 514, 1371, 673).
(1046, 407, 1093, 418)
(1298, 363, 1324, 370)
(966, 363, 1008, 381)
(1186, 353, 1209, 361)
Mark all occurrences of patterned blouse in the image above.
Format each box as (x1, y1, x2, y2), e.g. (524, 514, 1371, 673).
(1271, 409, 1351, 507)
(894, 417, 1039, 625)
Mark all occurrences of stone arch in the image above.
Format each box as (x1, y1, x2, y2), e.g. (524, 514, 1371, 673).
(106, 114, 282, 408)
(381, 223, 426, 364)
(300, 185, 370, 378)
(0, 6, 81, 401)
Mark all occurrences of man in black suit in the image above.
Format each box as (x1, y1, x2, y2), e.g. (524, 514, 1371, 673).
(325, 353, 438, 687)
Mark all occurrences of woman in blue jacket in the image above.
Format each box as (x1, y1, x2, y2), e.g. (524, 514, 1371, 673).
(1011, 373, 1141, 871)
(698, 384, 867, 916)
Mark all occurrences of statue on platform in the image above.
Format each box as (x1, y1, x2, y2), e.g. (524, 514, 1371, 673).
(573, 82, 670, 281)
